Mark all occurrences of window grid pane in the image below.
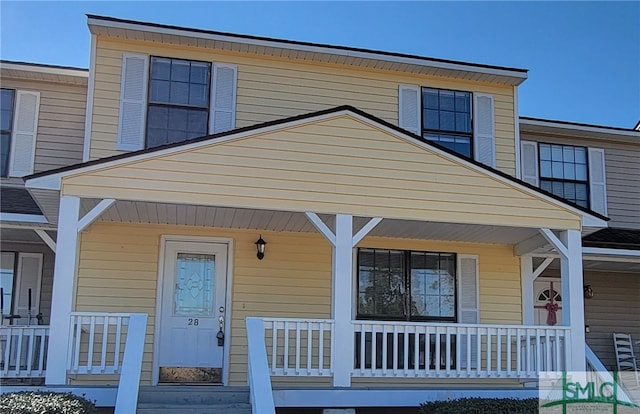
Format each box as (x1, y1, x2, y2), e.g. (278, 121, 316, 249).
(538, 143, 589, 208)
(422, 87, 472, 158)
(147, 57, 211, 149)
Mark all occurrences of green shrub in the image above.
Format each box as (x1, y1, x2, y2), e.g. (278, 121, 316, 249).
(419, 397, 539, 414)
(0, 391, 96, 414)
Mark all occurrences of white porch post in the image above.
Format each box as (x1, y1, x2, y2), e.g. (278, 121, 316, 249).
(521, 256, 535, 325)
(333, 214, 353, 387)
(45, 195, 80, 385)
(305, 212, 382, 387)
(560, 229, 586, 371)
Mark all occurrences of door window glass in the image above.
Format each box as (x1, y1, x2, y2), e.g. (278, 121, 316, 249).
(174, 253, 215, 316)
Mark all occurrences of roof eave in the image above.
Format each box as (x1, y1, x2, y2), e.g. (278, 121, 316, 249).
(87, 15, 528, 86)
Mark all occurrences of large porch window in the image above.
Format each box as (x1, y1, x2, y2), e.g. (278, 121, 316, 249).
(357, 248, 456, 322)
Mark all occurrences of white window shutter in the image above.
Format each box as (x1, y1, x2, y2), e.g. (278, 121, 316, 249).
(588, 148, 607, 215)
(210, 63, 237, 134)
(458, 255, 479, 369)
(14, 253, 43, 325)
(520, 140, 539, 186)
(473, 93, 495, 167)
(8, 90, 40, 177)
(398, 85, 420, 135)
(117, 53, 148, 151)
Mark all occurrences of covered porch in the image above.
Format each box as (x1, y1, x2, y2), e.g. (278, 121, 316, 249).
(12, 108, 606, 410)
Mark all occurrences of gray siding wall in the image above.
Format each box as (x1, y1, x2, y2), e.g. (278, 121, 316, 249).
(521, 131, 640, 229)
(1, 78, 86, 174)
(540, 269, 640, 371)
(583, 271, 640, 371)
(0, 241, 54, 324)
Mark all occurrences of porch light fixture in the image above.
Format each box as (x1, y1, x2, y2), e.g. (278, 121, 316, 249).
(255, 235, 267, 260)
(584, 284, 594, 299)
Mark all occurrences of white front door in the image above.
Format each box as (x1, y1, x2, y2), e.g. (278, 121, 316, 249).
(158, 240, 228, 380)
(534, 278, 563, 326)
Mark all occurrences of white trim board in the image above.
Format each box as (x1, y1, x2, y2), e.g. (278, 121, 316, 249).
(87, 17, 527, 83)
(0, 213, 48, 223)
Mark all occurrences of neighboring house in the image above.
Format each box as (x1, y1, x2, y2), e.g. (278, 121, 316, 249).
(1, 15, 637, 413)
(0, 61, 87, 338)
(518, 118, 640, 372)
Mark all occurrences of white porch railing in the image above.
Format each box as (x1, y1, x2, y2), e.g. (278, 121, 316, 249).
(68, 312, 148, 414)
(352, 321, 570, 379)
(248, 317, 572, 385)
(263, 318, 335, 377)
(0, 325, 49, 378)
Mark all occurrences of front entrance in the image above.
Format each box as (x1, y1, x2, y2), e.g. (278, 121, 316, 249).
(157, 240, 228, 383)
(534, 278, 563, 326)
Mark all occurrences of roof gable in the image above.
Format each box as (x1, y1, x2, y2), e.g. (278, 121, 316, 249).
(54, 109, 585, 230)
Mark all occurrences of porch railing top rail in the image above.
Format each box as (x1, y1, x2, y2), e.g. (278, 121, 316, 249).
(354, 320, 572, 331)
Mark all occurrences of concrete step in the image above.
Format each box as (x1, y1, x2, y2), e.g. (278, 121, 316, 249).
(136, 402, 251, 414)
(137, 385, 250, 405)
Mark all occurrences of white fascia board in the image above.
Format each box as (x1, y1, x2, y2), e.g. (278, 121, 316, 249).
(344, 112, 604, 229)
(0, 213, 48, 223)
(583, 214, 608, 228)
(0, 62, 88, 78)
(23, 107, 605, 228)
(25, 174, 62, 190)
(83, 34, 97, 162)
(88, 18, 527, 82)
(582, 247, 640, 258)
(519, 118, 640, 139)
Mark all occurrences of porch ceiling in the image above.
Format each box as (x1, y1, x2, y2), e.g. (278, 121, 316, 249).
(81, 198, 541, 245)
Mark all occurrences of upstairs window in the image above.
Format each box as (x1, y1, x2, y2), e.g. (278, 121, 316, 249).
(357, 248, 457, 322)
(0, 89, 15, 177)
(539, 143, 589, 208)
(422, 88, 472, 158)
(146, 57, 211, 148)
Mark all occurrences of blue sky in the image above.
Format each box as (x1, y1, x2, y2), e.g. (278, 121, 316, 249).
(1, 1, 638, 128)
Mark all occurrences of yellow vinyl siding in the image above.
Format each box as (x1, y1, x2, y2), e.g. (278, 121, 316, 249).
(68, 115, 581, 230)
(89, 37, 516, 174)
(72, 221, 521, 386)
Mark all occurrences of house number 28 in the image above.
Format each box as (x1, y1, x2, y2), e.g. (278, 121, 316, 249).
(188, 318, 199, 326)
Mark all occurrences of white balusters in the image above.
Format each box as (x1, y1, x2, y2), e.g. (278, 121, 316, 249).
(352, 321, 570, 379)
(262, 318, 334, 376)
(67, 312, 132, 375)
(0, 326, 49, 378)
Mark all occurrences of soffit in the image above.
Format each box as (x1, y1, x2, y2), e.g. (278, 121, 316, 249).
(80, 199, 539, 246)
(0, 64, 88, 86)
(88, 20, 526, 86)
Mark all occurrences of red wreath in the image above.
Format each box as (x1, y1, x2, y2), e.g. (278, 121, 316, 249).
(545, 302, 559, 326)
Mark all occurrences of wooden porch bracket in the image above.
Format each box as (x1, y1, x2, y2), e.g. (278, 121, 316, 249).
(34, 229, 56, 252)
(539, 228, 569, 259)
(77, 199, 115, 232)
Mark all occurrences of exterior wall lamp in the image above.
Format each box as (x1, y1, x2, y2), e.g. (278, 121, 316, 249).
(584, 284, 594, 299)
(255, 235, 267, 260)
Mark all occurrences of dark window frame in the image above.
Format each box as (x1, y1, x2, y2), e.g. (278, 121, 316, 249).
(1, 88, 16, 177)
(421, 87, 473, 158)
(356, 248, 457, 323)
(537, 142, 590, 208)
(145, 56, 212, 149)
